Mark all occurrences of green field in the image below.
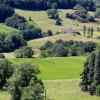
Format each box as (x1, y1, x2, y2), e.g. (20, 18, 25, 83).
(0, 24, 18, 34)
(1, 56, 100, 100)
(10, 56, 86, 80)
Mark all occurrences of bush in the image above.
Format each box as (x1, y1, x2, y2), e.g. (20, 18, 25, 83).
(15, 46, 34, 58)
(47, 9, 59, 19)
(19, 28, 43, 40)
(0, 53, 5, 58)
(55, 19, 62, 26)
(47, 30, 53, 36)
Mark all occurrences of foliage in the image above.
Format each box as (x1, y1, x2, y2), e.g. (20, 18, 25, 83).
(0, 3, 14, 22)
(1, 0, 96, 11)
(5, 14, 26, 29)
(66, 7, 96, 23)
(40, 40, 97, 57)
(0, 33, 26, 52)
(0, 53, 5, 58)
(95, 11, 100, 18)
(19, 28, 43, 40)
(15, 46, 34, 58)
(47, 9, 59, 19)
(9, 63, 45, 100)
(80, 51, 100, 96)
(0, 59, 13, 89)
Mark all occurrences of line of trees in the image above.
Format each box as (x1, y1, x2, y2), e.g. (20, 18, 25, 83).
(83, 25, 94, 38)
(1, 0, 96, 11)
(40, 40, 97, 57)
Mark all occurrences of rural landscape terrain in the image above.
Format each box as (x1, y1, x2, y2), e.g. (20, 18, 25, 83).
(0, 0, 100, 100)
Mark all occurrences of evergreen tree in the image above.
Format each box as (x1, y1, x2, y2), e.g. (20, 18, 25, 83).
(80, 51, 100, 96)
(90, 27, 94, 38)
(83, 25, 86, 36)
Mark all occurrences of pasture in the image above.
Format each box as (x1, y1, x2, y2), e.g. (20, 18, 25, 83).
(15, 9, 99, 33)
(10, 56, 86, 80)
(28, 33, 100, 49)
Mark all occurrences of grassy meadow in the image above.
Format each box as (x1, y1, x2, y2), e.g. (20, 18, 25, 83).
(10, 56, 86, 80)
(1, 56, 100, 100)
(28, 33, 100, 49)
(15, 9, 99, 33)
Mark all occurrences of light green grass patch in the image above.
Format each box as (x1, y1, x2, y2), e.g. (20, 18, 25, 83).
(45, 80, 100, 100)
(10, 56, 86, 80)
(0, 24, 18, 34)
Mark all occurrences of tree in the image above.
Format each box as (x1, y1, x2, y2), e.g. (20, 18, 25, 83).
(53, 44, 68, 57)
(0, 4, 15, 22)
(90, 27, 94, 38)
(47, 30, 53, 36)
(15, 46, 34, 58)
(80, 51, 100, 96)
(9, 63, 45, 100)
(47, 9, 59, 19)
(83, 25, 86, 36)
(87, 27, 91, 38)
(55, 19, 62, 26)
(51, 3, 58, 9)
(0, 59, 13, 89)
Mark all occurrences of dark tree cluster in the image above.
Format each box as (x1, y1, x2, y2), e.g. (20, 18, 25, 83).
(5, 14, 26, 30)
(0, 33, 26, 53)
(0, 3, 15, 23)
(0, 59, 45, 100)
(15, 46, 34, 58)
(40, 40, 97, 57)
(80, 51, 100, 96)
(1, 0, 96, 11)
(66, 6, 96, 23)
(19, 28, 43, 41)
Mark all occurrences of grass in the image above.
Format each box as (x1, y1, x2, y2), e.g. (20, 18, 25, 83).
(45, 80, 100, 100)
(10, 56, 86, 80)
(28, 33, 100, 49)
(1, 80, 100, 100)
(1, 56, 100, 100)
(0, 24, 18, 34)
(15, 9, 99, 33)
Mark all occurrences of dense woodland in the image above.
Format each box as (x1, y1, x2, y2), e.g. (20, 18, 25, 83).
(0, 0, 96, 11)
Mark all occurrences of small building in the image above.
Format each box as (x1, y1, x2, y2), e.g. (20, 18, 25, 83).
(60, 27, 74, 35)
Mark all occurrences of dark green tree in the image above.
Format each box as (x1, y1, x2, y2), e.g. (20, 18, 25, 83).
(83, 25, 86, 36)
(0, 59, 13, 89)
(9, 63, 45, 100)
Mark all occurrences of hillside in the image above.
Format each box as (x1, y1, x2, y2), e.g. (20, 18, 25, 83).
(16, 9, 99, 33)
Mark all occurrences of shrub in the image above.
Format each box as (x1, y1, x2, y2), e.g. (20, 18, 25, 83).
(15, 46, 34, 58)
(0, 53, 5, 58)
